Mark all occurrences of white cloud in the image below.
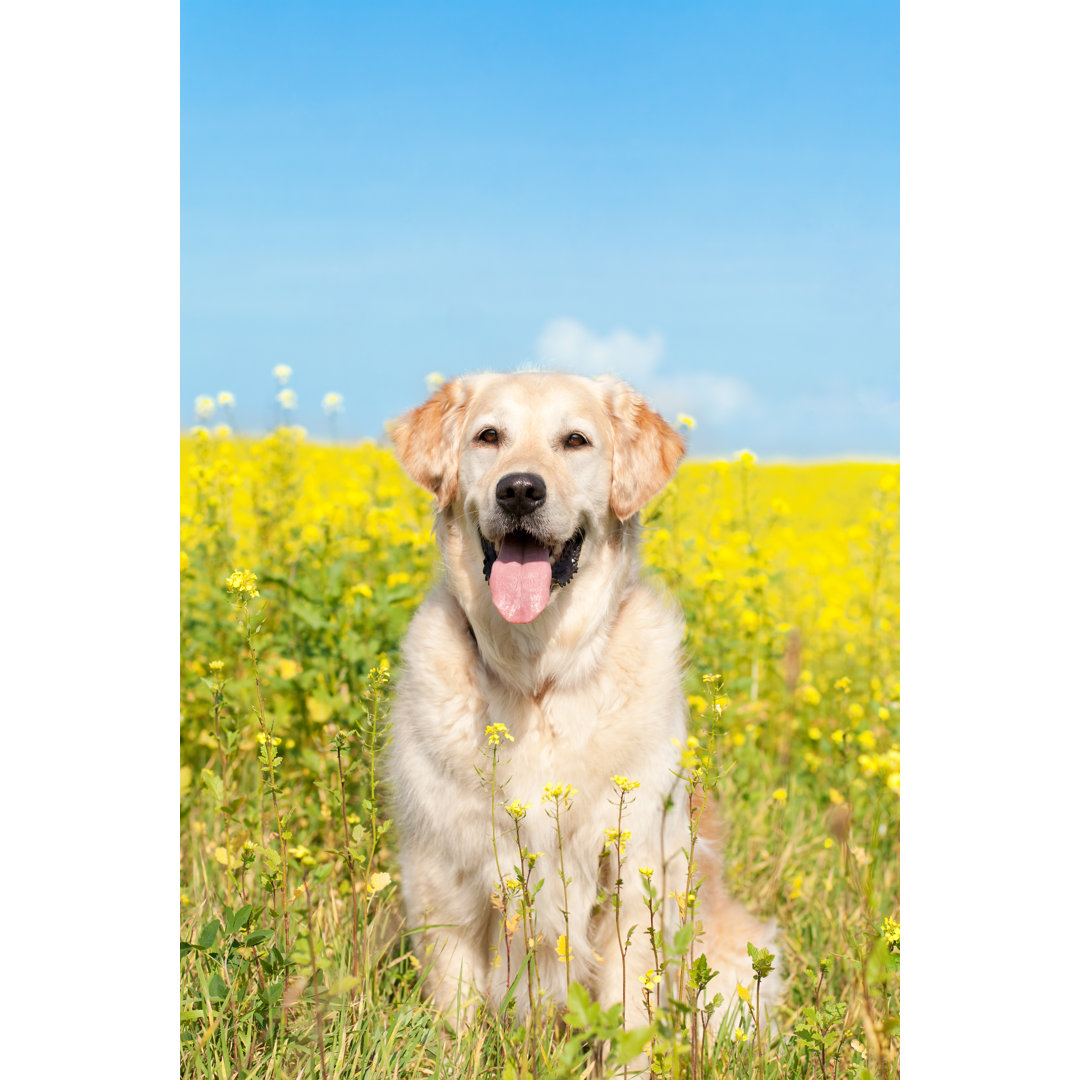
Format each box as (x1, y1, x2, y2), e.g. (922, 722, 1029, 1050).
(535, 317, 665, 383)
(533, 317, 751, 423)
(645, 371, 752, 424)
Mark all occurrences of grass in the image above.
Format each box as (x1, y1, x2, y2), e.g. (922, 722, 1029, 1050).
(180, 429, 899, 1079)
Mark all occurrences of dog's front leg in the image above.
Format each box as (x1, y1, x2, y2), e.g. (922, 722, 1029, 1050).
(399, 843, 496, 1028)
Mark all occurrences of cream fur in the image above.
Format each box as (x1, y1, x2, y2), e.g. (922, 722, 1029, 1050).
(389, 372, 780, 1030)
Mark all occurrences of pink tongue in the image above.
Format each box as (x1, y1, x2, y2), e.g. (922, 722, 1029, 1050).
(489, 534, 552, 623)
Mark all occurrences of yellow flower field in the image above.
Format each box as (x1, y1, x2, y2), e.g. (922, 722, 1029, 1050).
(180, 427, 899, 1079)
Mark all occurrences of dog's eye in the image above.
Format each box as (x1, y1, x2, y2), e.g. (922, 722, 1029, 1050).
(476, 428, 499, 445)
(564, 432, 589, 448)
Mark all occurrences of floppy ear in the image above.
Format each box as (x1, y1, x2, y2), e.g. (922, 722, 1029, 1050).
(602, 378, 686, 521)
(391, 380, 470, 509)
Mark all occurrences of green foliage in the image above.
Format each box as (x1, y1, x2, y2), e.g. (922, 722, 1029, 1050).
(181, 437, 899, 1078)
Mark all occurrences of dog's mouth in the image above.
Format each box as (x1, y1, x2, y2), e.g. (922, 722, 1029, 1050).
(479, 527, 585, 624)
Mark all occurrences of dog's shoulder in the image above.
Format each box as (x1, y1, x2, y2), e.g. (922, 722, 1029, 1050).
(399, 583, 477, 682)
(610, 578, 686, 666)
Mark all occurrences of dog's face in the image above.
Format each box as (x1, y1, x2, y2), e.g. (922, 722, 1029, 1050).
(393, 372, 684, 623)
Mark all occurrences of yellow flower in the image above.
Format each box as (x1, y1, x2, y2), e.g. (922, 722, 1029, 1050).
(485, 723, 513, 747)
(556, 933, 573, 964)
(504, 798, 530, 820)
(543, 781, 576, 802)
(208, 660, 225, 673)
(736, 449, 756, 467)
(638, 866, 654, 880)
(736, 984, 751, 1004)
(604, 828, 631, 857)
(226, 568, 259, 599)
(425, 371, 446, 393)
(847, 703, 865, 722)
(611, 775, 640, 793)
(367, 872, 392, 895)
(771, 788, 787, 803)
(733, 1027, 748, 1043)
(677, 413, 696, 430)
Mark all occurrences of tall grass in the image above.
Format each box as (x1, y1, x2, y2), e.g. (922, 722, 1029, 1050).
(181, 429, 899, 1079)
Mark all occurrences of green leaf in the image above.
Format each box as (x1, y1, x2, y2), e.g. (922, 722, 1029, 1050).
(565, 981, 591, 1029)
(207, 972, 228, 1001)
(289, 600, 330, 630)
(245, 929, 275, 947)
(671, 921, 695, 956)
(197, 919, 220, 949)
(226, 904, 253, 936)
(200, 767, 224, 805)
(611, 1025, 653, 1065)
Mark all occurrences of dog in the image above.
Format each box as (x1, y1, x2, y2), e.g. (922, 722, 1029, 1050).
(389, 371, 780, 1032)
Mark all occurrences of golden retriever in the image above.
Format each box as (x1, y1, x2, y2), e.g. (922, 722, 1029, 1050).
(389, 371, 780, 1031)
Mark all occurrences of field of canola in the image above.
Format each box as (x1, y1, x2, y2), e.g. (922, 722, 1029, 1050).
(180, 427, 899, 1080)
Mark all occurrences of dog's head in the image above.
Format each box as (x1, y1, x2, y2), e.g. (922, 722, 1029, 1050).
(393, 372, 684, 624)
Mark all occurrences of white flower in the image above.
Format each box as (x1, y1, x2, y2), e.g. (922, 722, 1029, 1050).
(322, 391, 344, 414)
(276, 388, 297, 410)
(425, 371, 446, 394)
(217, 391, 235, 408)
(194, 396, 215, 419)
(273, 364, 292, 385)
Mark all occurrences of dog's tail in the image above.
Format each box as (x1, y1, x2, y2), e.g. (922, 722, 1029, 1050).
(689, 788, 784, 1025)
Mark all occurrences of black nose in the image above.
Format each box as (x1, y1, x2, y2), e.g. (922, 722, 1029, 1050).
(495, 472, 547, 516)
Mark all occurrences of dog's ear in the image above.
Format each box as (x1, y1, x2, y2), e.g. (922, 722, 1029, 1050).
(602, 378, 685, 521)
(392, 380, 471, 509)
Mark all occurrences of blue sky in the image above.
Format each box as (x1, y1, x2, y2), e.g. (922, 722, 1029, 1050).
(181, 0, 898, 458)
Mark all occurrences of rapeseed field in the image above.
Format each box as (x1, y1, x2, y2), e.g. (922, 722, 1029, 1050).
(180, 425, 899, 1079)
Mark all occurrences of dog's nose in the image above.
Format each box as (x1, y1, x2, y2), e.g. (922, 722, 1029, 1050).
(495, 472, 547, 516)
